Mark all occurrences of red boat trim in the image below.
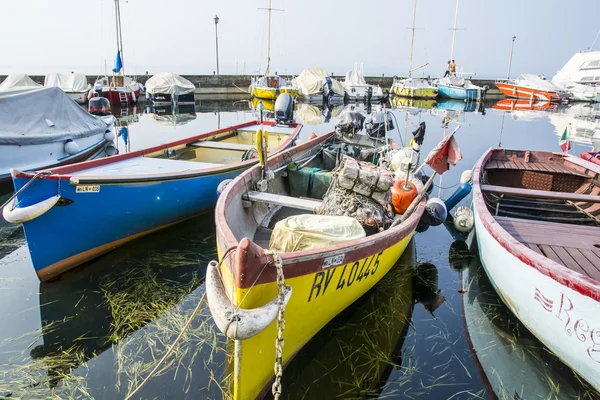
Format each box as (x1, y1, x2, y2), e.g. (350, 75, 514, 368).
(473, 148, 600, 303)
(13, 121, 301, 182)
(215, 132, 426, 289)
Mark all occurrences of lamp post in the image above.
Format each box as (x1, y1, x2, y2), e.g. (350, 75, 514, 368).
(214, 15, 220, 75)
(507, 35, 516, 80)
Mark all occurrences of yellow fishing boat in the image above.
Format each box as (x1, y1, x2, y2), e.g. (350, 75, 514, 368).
(249, 0, 298, 101)
(391, 95, 437, 109)
(207, 132, 426, 399)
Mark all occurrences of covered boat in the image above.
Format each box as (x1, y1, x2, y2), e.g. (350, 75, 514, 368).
(342, 64, 384, 101)
(207, 126, 433, 399)
(44, 73, 91, 104)
(0, 73, 41, 91)
(436, 76, 486, 101)
(3, 120, 301, 281)
(145, 72, 195, 105)
(291, 67, 345, 103)
(0, 87, 114, 183)
(495, 74, 569, 102)
(472, 148, 600, 391)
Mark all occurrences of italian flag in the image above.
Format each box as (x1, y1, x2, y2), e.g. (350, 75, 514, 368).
(559, 126, 571, 152)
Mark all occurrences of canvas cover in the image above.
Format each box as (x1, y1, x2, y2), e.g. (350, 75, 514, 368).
(0, 73, 41, 91)
(44, 73, 90, 92)
(145, 72, 196, 95)
(291, 67, 345, 96)
(269, 214, 365, 253)
(344, 64, 367, 86)
(516, 74, 562, 92)
(0, 87, 109, 145)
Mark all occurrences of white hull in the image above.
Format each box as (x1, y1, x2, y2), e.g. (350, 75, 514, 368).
(473, 205, 600, 390)
(343, 84, 383, 101)
(66, 91, 89, 104)
(0, 132, 109, 181)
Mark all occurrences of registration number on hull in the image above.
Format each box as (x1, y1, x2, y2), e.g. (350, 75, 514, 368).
(76, 185, 100, 193)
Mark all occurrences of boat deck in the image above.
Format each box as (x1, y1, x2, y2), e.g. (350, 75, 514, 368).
(74, 156, 223, 177)
(485, 159, 589, 177)
(495, 216, 600, 281)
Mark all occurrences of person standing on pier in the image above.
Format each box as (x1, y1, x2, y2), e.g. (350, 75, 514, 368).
(444, 61, 451, 77)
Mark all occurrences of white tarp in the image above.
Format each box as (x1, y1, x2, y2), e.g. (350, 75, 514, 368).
(44, 73, 90, 93)
(0, 87, 108, 145)
(516, 74, 563, 92)
(269, 214, 365, 253)
(292, 67, 345, 96)
(145, 72, 196, 95)
(344, 64, 367, 86)
(0, 74, 41, 91)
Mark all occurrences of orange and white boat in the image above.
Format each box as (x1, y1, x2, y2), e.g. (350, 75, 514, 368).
(496, 74, 569, 102)
(492, 98, 557, 112)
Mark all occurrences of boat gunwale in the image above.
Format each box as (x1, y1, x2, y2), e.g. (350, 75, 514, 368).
(215, 132, 426, 289)
(11, 120, 301, 184)
(473, 147, 600, 302)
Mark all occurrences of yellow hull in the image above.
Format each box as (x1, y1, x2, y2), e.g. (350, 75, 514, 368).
(250, 86, 298, 100)
(219, 231, 416, 400)
(391, 96, 437, 109)
(279, 87, 298, 98)
(251, 97, 275, 111)
(390, 85, 438, 99)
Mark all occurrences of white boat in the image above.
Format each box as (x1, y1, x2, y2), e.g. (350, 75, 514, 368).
(552, 51, 600, 102)
(0, 73, 41, 92)
(145, 72, 195, 105)
(44, 73, 91, 104)
(548, 103, 600, 150)
(0, 87, 115, 183)
(473, 148, 600, 391)
(291, 67, 345, 104)
(342, 64, 383, 101)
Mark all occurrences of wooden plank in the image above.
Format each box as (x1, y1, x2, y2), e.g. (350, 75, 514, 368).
(579, 249, 600, 275)
(486, 160, 499, 169)
(528, 162, 542, 172)
(190, 141, 255, 151)
(550, 246, 589, 276)
(564, 247, 600, 280)
(244, 191, 322, 212)
(539, 245, 568, 266)
(513, 160, 527, 170)
(526, 243, 544, 255)
(481, 185, 600, 204)
(495, 217, 600, 235)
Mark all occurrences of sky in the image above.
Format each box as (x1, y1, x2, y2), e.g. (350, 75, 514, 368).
(1, 0, 599, 79)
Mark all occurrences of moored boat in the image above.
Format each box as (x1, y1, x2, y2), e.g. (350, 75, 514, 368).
(492, 98, 557, 112)
(342, 63, 384, 101)
(436, 76, 486, 101)
(291, 67, 345, 104)
(44, 72, 91, 104)
(495, 74, 568, 102)
(0, 73, 41, 91)
(472, 148, 600, 391)
(144, 72, 195, 105)
(581, 151, 600, 166)
(206, 122, 441, 399)
(2, 120, 301, 281)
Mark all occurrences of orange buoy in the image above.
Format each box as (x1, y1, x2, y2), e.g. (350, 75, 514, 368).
(391, 180, 418, 214)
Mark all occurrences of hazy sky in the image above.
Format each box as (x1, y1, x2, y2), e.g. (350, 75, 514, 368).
(2, 0, 599, 78)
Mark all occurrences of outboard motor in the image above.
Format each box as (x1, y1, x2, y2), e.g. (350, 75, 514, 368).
(322, 76, 334, 105)
(274, 93, 294, 125)
(89, 97, 111, 116)
(365, 86, 373, 104)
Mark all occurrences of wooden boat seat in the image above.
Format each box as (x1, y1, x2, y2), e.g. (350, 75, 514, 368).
(189, 141, 255, 152)
(485, 159, 589, 177)
(495, 216, 600, 280)
(481, 184, 600, 204)
(244, 191, 322, 212)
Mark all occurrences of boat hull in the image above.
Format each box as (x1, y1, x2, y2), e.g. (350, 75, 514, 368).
(66, 91, 89, 104)
(437, 84, 479, 100)
(251, 86, 298, 100)
(581, 152, 600, 166)
(495, 82, 561, 102)
(102, 88, 141, 105)
(390, 84, 438, 99)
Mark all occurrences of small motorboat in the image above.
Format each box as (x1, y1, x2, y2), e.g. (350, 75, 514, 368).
(92, 75, 141, 105)
(0, 73, 41, 91)
(0, 87, 114, 184)
(492, 98, 557, 111)
(206, 121, 441, 399)
(3, 117, 301, 281)
(391, 77, 438, 99)
(44, 72, 91, 104)
(250, 75, 298, 100)
(291, 67, 345, 104)
(436, 76, 487, 101)
(495, 74, 569, 102)
(144, 72, 195, 105)
(472, 148, 600, 391)
(342, 64, 384, 102)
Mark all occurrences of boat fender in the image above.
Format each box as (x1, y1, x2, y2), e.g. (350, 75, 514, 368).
(453, 206, 474, 233)
(205, 260, 292, 340)
(64, 139, 80, 155)
(444, 181, 472, 213)
(216, 179, 233, 198)
(104, 129, 115, 142)
(422, 198, 447, 227)
(2, 195, 61, 224)
(105, 144, 119, 156)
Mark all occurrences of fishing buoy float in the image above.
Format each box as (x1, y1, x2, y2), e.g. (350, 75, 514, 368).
(217, 179, 233, 198)
(64, 139, 79, 155)
(453, 206, 474, 233)
(421, 198, 447, 226)
(391, 180, 418, 214)
(104, 129, 115, 142)
(443, 169, 473, 213)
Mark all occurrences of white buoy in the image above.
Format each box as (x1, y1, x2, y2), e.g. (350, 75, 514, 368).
(216, 179, 233, 197)
(64, 139, 80, 155)
(460, 169, 473, 184)
(104, 129, 115, 142)
(454, 206, 474, 232)
(105, 144, 118, 156)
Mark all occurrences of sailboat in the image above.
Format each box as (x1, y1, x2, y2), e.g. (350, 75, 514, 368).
(249, 0, 298, 100)
(92, 0, 141, 105)
(435, 0, 486, 101)
(390, 0, 438, 99)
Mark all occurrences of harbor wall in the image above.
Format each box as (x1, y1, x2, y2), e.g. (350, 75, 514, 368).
(1, 75, 503, 97)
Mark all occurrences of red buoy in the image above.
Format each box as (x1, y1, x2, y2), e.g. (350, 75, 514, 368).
(391, 180, 418, 214)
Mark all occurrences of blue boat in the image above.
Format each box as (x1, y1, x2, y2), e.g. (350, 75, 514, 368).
(436, 77, 487, 101)
(437, 99, 479, 112)
(3, 120, 301, 281)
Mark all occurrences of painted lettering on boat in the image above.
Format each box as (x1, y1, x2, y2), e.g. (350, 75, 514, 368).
(76, 185, 100, 193)
(533, 288, 600, 363)
(307, 251, 383, 302)
(322, 254, 344, 269)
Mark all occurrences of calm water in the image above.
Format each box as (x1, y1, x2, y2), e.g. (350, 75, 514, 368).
(0, 98, 599, 400)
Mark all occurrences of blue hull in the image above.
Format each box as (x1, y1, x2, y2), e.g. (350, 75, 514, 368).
(437, 84, 480, 101)
(13, 168, 245, 278)
(437, 99, 478, 112)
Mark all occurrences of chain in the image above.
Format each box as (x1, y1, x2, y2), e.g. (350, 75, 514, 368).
(269, 252, 286, 400)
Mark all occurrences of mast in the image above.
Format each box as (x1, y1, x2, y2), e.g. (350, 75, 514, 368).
(450, 0, 459, 61)
(114, 0, 124, 77)
(265, 0, 272, 75)
(408, 0, 417, 78)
